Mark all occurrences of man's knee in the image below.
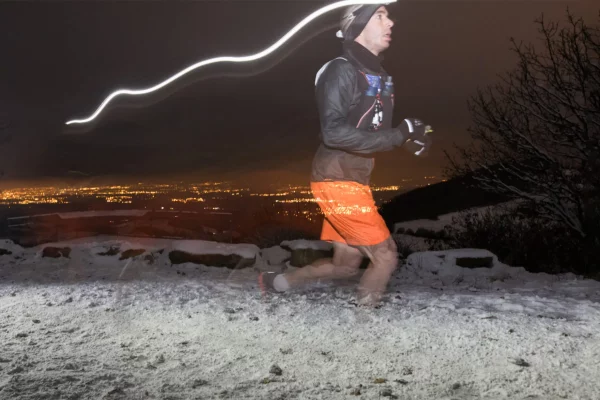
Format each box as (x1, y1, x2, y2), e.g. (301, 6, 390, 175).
(333, 243, 364, 269)
(368, 237, 399, 266)
(345, 251, 365, 269)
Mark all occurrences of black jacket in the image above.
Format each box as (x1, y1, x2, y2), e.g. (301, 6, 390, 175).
(311, 42, 407, 185)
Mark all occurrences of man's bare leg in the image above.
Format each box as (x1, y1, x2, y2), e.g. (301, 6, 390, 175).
(282, 242, 363, 288)
(356, 236, 399, 305)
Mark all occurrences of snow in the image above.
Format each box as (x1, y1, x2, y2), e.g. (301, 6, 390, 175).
(260, 245, 292, 267)
(0, 239, 23, 257)
(172, 240, 259, 259)
(402, 250, 597, 297)
(392, 201, 519, 234)
(411, 248, 499, 266)
(1, 235, 599, 399)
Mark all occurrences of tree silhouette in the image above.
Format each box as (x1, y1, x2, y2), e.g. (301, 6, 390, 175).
(446, 10, 600, 240)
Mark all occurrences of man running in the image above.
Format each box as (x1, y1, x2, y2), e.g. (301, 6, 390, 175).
(260, 3, 432, 306)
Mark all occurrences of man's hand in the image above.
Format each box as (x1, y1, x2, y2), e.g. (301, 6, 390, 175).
(405, 134, 432, 156)
(397, 118, 433, 156)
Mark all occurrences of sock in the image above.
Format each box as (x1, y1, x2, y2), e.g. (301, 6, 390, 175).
(273, 274, 290, 292)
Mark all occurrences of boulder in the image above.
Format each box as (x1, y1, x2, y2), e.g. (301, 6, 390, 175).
(168, 251, 255, 269)
(42, 247, 71, 258)
(280, 240, 333, 267)
(455, 256, 494, 269)
(119, 249, 146, 260)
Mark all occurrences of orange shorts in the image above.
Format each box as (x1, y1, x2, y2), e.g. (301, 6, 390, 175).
(310, 181, 391, 247)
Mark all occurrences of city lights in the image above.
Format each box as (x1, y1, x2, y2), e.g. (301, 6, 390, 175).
(0, 177, 440, 222)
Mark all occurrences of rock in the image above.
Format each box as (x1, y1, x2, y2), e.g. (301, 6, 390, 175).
(0, 249, 12, 256)
(8, 366, 24, 374)
(169, 250, 256, 269)
(350, 387, 361, 395)
(401, 366, 413, 375)
(224, 308, 236, 314)
(146, 363, 157, 370)
(98, 247, 120, 256)
(42, 247, 71, 258)
(119, 249, 145, 260)
(106, 387, 125, 396)
(191, 379, 208, 388)
(279, 348, 293, 355)
(159, 383, 181, 393)
(16, 333, 28, 338)
(455, 256, 494, 268)
(260, 246, 291, 266)
(452, 382, 461, 390)
(510, 358, 530, 367)
(322, 382, 339, 392)
(156, 354, 165, 364)
(32, 319, 41, 324)
(249, 316, 259, 321)
(65, 297, 73, 303)
(287, 248, 333, 268)
(380, 387, 393, 397)
(269, 364, 283, 376)
(394, 379, 408, 385)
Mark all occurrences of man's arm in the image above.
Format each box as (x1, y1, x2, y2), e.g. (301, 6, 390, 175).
(316, 59, 408, 154)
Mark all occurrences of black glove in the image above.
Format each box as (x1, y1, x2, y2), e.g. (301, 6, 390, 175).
(397, 118, 433, 156)
(404, 134, 432, 156)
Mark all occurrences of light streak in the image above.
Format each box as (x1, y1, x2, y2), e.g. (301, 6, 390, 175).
(65, 0, 395, 125)
(64, 19, 339, 133)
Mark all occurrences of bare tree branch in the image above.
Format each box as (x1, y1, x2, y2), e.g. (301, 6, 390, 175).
(445, 9, 600, 239)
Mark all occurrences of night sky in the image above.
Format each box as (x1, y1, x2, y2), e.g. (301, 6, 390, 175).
(1, 1, 596, 188)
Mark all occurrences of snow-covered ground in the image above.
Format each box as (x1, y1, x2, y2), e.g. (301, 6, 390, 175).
(392, 201, 520, 234)
(1, 235, 599, 400)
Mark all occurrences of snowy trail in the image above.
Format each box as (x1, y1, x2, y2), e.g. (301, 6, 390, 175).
(1, 237, 599, 399)
(1, 269, 599, 399)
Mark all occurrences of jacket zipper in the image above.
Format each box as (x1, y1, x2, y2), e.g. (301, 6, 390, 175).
(356, 100, 377, 128)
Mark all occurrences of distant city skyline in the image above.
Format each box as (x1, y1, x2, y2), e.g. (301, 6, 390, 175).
(0, 170, 442, 192)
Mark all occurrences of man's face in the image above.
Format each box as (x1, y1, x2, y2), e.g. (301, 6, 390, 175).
(356, 6, 394, 56)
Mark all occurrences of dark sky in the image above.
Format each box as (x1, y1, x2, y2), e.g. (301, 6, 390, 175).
(0, 0, 596, 188)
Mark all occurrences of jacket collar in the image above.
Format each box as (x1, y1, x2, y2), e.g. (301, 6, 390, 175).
(342, 41, 385, 74)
